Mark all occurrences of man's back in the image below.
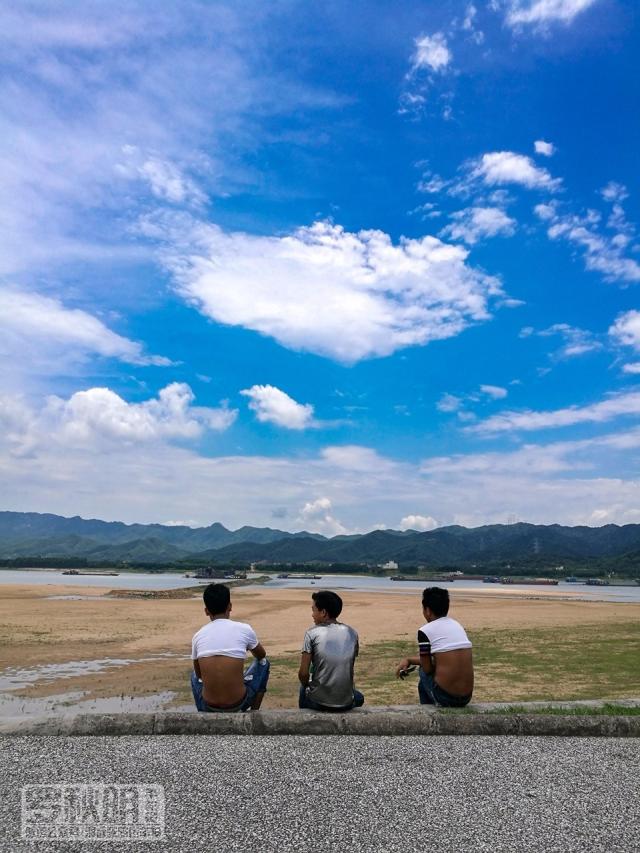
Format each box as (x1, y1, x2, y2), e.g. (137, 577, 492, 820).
(303, 622, 359, 708)
(418, 615, 474, 697)
(192, 618, 258, 706)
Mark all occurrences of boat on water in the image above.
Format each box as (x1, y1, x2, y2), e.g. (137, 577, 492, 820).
(586, 578, 610, 586)
(61, 570, 120, 576)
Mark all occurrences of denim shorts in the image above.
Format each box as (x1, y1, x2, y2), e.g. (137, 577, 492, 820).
(191, 658, 270, 713)
(418, 669, 471, 708)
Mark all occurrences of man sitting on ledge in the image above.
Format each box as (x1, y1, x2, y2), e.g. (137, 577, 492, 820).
(191, 583, 270, 712)
(298, 590, 364, 712)
(396, 586, 473, 708)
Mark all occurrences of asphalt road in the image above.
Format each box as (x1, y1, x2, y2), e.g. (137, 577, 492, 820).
(1, 736, 638, 853)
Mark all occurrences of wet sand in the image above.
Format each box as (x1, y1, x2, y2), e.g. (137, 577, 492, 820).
(1, 583, 639, 710)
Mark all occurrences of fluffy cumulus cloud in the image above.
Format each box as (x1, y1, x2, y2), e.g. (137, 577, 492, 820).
(152, 216, 503, 364)
(471, 390, 640, 435)
(400, 514, 438, 531)
(298, 497, 347, 536)
(440, 206, 516, 245)
(0, 288, 169, 379)
(470, 151, 561, 191)
(241, 385, 314, 430)
(411, 33, 451, 73)
(505, 0, 599, 27)
(534, 140, 555, 157)
(1, 383, 236, 454)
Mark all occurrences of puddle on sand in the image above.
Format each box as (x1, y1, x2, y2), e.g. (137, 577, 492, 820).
(0, 652, 190, 691)
(0, 690, 183, 717)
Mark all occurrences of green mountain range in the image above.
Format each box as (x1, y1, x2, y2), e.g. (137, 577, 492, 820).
(2, 512, 640, 573)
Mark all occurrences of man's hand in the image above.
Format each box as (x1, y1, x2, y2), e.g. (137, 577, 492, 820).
(395, 658, 411, 679)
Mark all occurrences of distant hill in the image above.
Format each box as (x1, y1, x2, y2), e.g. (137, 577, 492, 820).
(0, 512, 324, 558)
(2, 511, 640, 570)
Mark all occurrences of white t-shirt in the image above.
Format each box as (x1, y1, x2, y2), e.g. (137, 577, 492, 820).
(417, 616, 472, 655)
(191, 618, 259, 661)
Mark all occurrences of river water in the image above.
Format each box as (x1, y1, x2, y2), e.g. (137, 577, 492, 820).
(1, 568, 639, 603)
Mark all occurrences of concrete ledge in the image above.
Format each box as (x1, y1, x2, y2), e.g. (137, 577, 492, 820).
(1, 701, 639, 737)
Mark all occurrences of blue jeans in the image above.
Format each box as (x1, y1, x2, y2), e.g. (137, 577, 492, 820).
(299, 685, 364, 712)
(418, 669, 471, 708)
(191, 658, 270, 712)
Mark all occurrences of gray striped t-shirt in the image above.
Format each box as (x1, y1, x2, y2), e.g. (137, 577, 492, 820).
(302, 622, 359, 708)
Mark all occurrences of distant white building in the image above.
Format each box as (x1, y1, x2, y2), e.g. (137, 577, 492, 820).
(381, 560, 398, 570)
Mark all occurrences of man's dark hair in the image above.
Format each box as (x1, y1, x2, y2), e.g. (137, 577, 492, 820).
(422, 586, 450, 618)
(312, 590, 343, 619)
(203, 583, 231, 615)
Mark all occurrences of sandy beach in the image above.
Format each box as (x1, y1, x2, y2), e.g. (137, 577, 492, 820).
(1, 583, 639, 710)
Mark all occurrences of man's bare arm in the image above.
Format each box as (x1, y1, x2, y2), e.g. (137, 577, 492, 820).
(193, 658, 202, 679)
(298, 651, 312, 686)
(251, 642, 267, 660)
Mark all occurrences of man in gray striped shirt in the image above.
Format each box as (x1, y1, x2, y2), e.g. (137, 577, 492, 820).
(298, 590, 364, 712)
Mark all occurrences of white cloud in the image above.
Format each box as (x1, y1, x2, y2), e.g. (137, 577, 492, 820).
(523, 322, 602, 358)
(241, 385, 314, 430)
(440, 206, 516, 245)
(609, 311, 640, 352)
(535, 206, 640, 284)
(152, 216, 503, 364)
(321, 445, 394, 472)
(400, 514, 438, 531)
(417, 174, 450, 195)
(437, 393, 464, 413)
(471, 390, 640, 434)
(533, 202, 558, 221)
(601, 182, 629, 204)
(505, 0, 599, 26)
(298, 497, 347, 536)
(2, 383, 236, 454)
(470, 151, 561, 191)
(5, 418, 640, 530)
(115, 146, 206, 207)
(462, 4, 485, 43)
(0, 3, 343, 280)
(412, 33, 452, 73)
(622, 363, 640, 375)
(480, 384, 508, 399)
(0, 288, 169, 381)
(534, 140, 555, 157)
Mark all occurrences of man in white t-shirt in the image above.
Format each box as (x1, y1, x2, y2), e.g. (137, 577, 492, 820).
(395, 586, 473, 707)
(191, 583, 270, 712)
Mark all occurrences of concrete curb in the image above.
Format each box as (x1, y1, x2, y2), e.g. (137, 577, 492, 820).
(1, 701, 639, 737)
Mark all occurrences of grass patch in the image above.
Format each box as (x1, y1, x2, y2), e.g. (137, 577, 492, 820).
(484, 704, 640, 716)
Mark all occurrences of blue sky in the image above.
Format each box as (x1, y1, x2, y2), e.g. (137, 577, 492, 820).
(1, 0, 640, 533)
